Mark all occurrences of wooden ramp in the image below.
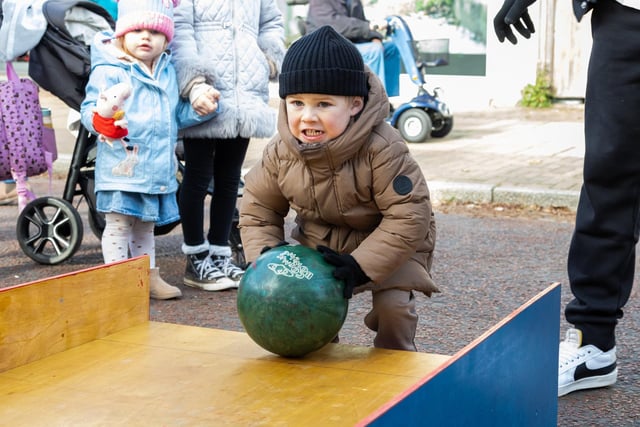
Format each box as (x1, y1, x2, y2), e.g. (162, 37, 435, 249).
(0, 258, 560, 426)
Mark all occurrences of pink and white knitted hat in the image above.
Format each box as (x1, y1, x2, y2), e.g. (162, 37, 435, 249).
(114, 0, 180, 42)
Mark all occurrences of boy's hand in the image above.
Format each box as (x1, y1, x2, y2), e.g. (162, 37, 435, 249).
(317, 246, 370, 299)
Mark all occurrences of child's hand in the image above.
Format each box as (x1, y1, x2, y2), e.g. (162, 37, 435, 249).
(192, 92, 218, 116)
(317, 246, 370, 299)
(191, 84, 221, 116)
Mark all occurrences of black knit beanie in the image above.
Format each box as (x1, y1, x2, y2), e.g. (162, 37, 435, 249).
(279, 26, 367, 99)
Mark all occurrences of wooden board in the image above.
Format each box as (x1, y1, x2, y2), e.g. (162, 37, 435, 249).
(361, 283, 561, 426)
(0, 257, 149, 373)
(0, 260, 560, 426)
(0, 322, 450, 425)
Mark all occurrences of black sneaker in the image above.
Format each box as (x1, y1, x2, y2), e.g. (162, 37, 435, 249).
(558, 328, 617, 397)
(183, 251, 236, 291)
(211, 255, 244, 285)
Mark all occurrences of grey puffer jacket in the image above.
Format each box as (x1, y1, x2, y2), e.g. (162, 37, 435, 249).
(171, 0, 285, 139)
(239, 71, 438, 297)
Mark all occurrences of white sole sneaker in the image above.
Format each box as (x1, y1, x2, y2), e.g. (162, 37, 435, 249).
(558, 367, 618, 397)
(183, 277, 237, 292)
(558, 328, 617, 397)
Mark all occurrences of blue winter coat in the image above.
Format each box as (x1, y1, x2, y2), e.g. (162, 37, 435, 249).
(80, 31, 215, 195)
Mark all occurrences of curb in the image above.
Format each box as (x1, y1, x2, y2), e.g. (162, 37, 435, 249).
(429, 181, 579, 211)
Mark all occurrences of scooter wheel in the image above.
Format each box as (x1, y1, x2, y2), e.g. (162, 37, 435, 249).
(431, 117, 454, 138)
(16, 196, 84, 265)
(397, 108, 432, 143)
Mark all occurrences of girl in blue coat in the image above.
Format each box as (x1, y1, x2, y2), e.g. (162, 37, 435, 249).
(80, 0, 218, 300)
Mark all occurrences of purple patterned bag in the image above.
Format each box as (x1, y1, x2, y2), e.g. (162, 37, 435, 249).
(0, 61, 47, 181)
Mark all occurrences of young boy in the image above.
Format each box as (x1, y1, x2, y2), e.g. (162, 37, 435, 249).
(239, 26, 438, 351)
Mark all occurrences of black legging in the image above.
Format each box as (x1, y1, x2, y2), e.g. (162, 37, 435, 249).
(566, 0, 640, 352)
(179, 136, 249, 247)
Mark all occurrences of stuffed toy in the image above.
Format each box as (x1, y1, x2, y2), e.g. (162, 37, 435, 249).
(92, 82, 132, 147)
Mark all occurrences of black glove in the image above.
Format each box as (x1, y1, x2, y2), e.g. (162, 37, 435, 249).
(493, 0, 536, 44)
(317, 245, 370, 299)
(260, 240, 289, 255)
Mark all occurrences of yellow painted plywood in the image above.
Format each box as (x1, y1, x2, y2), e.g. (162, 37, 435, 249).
(0, 322, 450, 426)
(0, 257, 150, 373)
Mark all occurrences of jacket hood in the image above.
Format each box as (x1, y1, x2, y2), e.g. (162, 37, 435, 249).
(276, 67, 391, 167)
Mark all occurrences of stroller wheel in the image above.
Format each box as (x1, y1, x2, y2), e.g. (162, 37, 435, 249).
(16, 197, 84, 265)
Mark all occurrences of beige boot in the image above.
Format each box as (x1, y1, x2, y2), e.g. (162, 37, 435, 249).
(150, 268, 182, 300)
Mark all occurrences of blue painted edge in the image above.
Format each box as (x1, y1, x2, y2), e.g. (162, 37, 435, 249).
(360, 283, 561, 427)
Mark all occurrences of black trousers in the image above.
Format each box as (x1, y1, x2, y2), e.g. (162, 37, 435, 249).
(179, 136, 249, 248)
(566, 0, 640, 351)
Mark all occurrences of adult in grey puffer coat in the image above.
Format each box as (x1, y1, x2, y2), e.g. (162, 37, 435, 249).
(172, 0, 285, 139)
(170, 0, 285, 290)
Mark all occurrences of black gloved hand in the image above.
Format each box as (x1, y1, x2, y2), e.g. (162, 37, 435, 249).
(260, 240, 289, 255)
(493, 0, 536, 44)
(317, 245, 371, 299)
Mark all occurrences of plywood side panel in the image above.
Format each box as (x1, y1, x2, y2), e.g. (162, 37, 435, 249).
(361, 283, 561, 426)
(0, 257, 150, 372)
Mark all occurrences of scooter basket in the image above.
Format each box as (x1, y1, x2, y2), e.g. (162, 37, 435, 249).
(412, 38, 450, 67)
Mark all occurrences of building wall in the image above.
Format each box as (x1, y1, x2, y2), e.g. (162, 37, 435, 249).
(276, 0, 591, 111)
(549, 0, 591, 99)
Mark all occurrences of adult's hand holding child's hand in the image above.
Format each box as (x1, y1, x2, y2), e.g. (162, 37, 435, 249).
(191, 84, 221, 116)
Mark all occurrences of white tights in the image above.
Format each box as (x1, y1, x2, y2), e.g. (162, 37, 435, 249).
(101, 212, 156, 267)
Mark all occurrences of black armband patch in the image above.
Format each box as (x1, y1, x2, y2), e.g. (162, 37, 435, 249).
(393, 175, 413, 195)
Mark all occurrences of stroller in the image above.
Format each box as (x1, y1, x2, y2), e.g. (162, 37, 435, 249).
(16, 0, 244, 266)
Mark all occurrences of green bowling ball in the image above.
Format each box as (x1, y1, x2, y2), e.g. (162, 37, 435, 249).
(237, 245, 348, 357)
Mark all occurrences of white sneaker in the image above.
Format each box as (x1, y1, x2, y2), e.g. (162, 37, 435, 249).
(183, 251, 236, 291)
(211, 254, 244, 286)
(558, 328, 617, 397)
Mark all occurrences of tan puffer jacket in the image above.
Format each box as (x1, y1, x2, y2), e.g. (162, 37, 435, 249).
(239, 70, 438, 296)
